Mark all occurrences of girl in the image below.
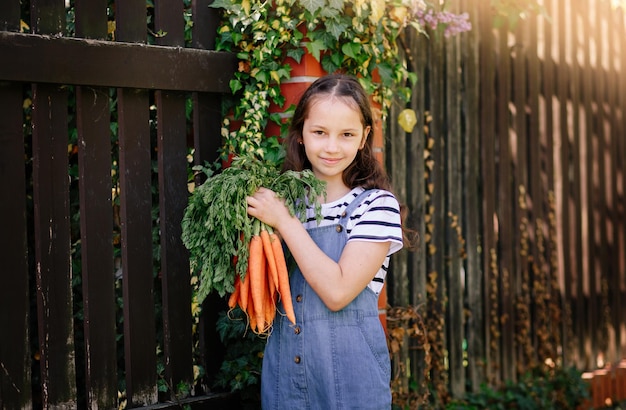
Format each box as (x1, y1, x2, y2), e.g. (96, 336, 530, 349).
(246, 74, 404, 409)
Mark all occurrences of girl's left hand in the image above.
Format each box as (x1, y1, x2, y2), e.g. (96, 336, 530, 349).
(246, 187, 293, 229)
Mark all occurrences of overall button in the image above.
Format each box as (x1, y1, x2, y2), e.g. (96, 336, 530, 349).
(335, 225, 343, 233)
(294, 356, 301, 364)
(296, 294, 303, 302)
(294, 326, 301, 334)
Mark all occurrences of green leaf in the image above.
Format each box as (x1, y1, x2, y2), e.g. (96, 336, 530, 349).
(299, 0, 325, 14)
(305, 39, 327, 62)
(341, 41, 361, 60)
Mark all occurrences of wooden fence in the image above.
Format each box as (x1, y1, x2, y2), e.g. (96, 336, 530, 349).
(0, 1, 237, 408)
(386, 0, 626, 403)
(2, 0, 626, 409)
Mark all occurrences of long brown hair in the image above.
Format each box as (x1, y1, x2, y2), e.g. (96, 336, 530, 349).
(281, 74, 391, 191)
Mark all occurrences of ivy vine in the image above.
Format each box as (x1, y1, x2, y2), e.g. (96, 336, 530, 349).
(210, 0, 471, 161)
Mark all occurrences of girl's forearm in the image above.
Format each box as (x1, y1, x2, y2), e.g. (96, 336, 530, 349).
(275, 217, 354, 311)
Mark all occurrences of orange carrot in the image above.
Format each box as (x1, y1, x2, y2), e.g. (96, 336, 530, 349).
(249, 222, 267, 332)
(248, 286, 257, 332)
(260, 226, 279, 294)
(271, 232, 296, 325)
(238, 269, 250, 312)
(228, 274, 241, 309)
(265, 263, 277, 328)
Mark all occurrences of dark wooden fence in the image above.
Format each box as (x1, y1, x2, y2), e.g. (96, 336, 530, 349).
(2, 0, 626, 408)
(0, 1, 236, 408)
(386, 0, 626, 402)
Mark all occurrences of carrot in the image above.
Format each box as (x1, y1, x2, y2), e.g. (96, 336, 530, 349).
(248, 287, 257, 333)
(271, 232, 296, 325)
(249, 221, 267, 332)
(265, 263, 277, 328)
(238, 268, 250, 311)
(228, 274, 241, 309)
(260, 225, 279, 295)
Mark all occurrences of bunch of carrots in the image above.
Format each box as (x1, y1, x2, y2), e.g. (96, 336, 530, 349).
(228, 220, 296, 335)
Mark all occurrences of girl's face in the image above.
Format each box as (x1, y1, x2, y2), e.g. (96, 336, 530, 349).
(301, 96, 370, 188)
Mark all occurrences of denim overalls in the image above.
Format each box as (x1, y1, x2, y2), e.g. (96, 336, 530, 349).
(261, 190, 392, 410)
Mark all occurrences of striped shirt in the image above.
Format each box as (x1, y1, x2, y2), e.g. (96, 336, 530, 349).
(303, 187, 403, 294)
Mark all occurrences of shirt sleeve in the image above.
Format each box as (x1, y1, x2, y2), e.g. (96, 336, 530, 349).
(347, 190, 404, 256)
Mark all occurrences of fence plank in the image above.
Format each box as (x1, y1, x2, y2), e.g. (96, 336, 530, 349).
(74, 1, 118, 408)
(76, 86, 118, 409)
(0, 82, 32, 408)
(115, 1, 158, 405)
(0, 32, 236, 93)
(154, 0, 194, 398)
(512, 14, 532, 372)
(609, 0, 626, 357)
(403, 28, 429, 393)
(477, 0, 499, 385)
(445, 20, 465, 397)
(461, 0, 485, 392)
(32, 82, 77, 407)
(496, 20, 516, 382)
(118, 87, 158, 406)
(0, 0, 20, 31)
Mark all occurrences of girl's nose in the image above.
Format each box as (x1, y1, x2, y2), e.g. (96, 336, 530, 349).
(324, 135, 340, 152)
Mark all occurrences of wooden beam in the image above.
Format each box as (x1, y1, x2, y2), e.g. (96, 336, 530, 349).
(0, 31, 236, 92)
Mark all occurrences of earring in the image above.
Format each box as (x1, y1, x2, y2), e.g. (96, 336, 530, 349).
(298, 140, 303, 145)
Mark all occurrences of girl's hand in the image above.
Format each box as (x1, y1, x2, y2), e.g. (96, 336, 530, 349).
(246, 187, 294, 229)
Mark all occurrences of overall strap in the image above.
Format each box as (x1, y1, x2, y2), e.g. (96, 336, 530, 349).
(340, 189, 372, 223)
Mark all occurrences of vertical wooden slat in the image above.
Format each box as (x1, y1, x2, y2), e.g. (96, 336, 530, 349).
(0, 5, 29, 409)
(115, 0, 157, 406)
(445, 9, 465, 396)
(388, 97, 408, 308)
(569, 0, 587, 370)
(154, 0, 194, 398)
(512, 12, 531, 372)
(605, 1, 622, 365)
(595, 0, 612, 364)
(190, 0, 226, 387)
(76, 85, 118, 409)
(541, 0, 563, 363)
(75, 0, 108, 39)
(526, 0, 544, 362)
(572, 0, 599, 368)
(0, 0, 20, 31)
(461, 0, 485, 393)
(555, 0, 576, 368)
(118, 87, 157, 407)
(616, 2, 626, 362)
(32, 82, 77, 408)
(0, 82, 32, 408)
(30, 0, 64, 35)
(74, 1, 118, 408)
(496, 20, 516, 382)
(478, 0, 499, 385)
(30, 0, 77, 407)
(404, 28, 428, 390)
(427, 29, 448, 398)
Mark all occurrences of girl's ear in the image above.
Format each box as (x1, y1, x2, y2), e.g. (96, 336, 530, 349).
(360, 126, 371, 150)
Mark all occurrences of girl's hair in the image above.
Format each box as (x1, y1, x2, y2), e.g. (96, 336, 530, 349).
(282, 73, 391, 191)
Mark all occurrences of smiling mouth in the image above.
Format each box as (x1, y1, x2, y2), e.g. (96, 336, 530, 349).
(321, 158, 342, 165)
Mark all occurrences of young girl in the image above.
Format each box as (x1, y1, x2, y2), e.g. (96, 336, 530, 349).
(246, 74, 404, 409)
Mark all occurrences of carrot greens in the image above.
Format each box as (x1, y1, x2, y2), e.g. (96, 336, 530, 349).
(181, 156, 325, 303)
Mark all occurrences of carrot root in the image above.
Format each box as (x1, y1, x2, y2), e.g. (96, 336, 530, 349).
(271, 232, 296, 325)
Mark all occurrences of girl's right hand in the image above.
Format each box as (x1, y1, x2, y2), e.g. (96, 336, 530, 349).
(246, 187, 295, 230)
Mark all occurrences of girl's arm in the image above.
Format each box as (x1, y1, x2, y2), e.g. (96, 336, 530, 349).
(247, 188, 390, 311)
